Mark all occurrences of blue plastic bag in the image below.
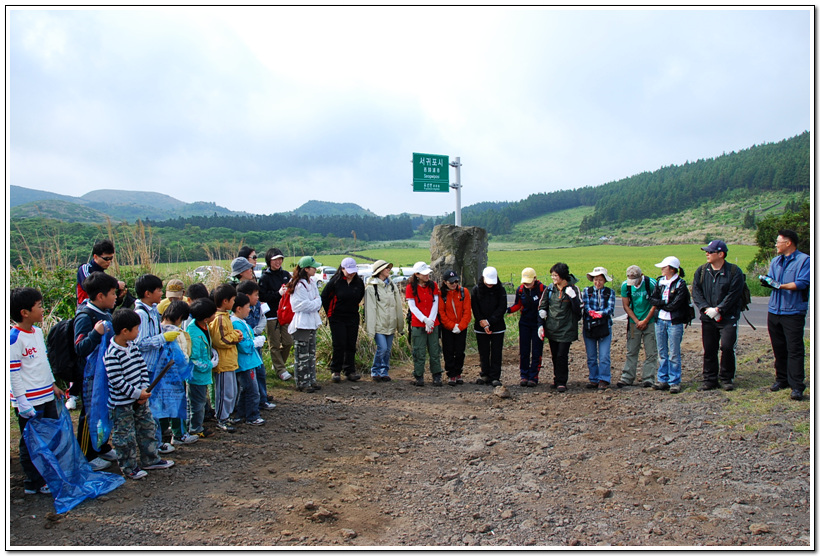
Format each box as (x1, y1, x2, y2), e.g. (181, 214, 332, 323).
(23, 404, 124, 514)
(83, 329, 113, 452)
(148, 341, 193, 420)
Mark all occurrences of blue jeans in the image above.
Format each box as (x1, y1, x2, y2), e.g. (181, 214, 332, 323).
(187, 383, 208, 434)
(236, 369, 261, 422)
(371, 333, 394, 377)
(655, 319, 683, 386)
(254, 353, 268, 408)
(583, 332, 612, 383)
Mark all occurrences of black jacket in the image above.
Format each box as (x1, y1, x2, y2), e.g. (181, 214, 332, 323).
(258, 267, 291, 319)
(649, 276, 691, 325)
(321, 275, 365, 323)
(691, 262, 745, 321)
(471, 277, 508, 333)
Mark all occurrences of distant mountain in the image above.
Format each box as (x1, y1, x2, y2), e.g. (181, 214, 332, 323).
(10, 185, 243, 223)
(292, 200, 377, 217)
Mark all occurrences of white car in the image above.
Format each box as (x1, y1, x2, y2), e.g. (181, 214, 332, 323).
(356, 263, 374, 282)
(194, 265, 227, 280)
(253, 262, 265, 280)
(316, 266, 336, 287)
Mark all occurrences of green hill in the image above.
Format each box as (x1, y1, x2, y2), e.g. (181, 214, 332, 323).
(11, 199, 112, 223)
(292, 200, 376, 217)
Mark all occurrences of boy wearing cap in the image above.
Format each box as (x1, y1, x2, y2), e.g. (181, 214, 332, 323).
(259, 248, 294, 382)
(472, 267, 508, 387)
(157, 278, 186, 316)
(364, 260, 405, 382)
(508, 268, 546, 387)
(321, 257, 366, 382)
(580, 267, 617, 390)
(438, 270, 472, 386)
(618, 266, 658, 388)
(692, 240, 746, 391)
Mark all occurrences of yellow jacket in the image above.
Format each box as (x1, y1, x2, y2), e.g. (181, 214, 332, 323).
(208, 311, 242, 373)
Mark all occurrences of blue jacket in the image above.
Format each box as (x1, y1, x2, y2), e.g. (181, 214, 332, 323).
(767, 250, 810, 315)
(73, 301, 112, 368)
(230, 316, 263, 372)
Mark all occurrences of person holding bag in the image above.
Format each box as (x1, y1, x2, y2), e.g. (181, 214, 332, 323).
(580, 267, 617, 390)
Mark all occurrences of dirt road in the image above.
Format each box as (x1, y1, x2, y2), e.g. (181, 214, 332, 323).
(8, 325, 811, 547)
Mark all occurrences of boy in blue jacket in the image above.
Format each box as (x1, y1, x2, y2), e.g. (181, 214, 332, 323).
(231, 293, 265, 426)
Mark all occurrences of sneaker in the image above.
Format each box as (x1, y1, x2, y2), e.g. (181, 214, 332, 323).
(770, 382, 788, 392)
(413, 376, 425, 387)
(653, 382, 670, 391)
(247, 417, 266, 426)
(143, 459, 175, 470)
(262, 402, 277, 410)
(491, 380, 502, 387)
(25, 484, 51, 495)
(556, 385, 567, 393)
(433, 375, 443, 387)
(64, 395, 78, 410)
(616, 381, 631, 388)
(216, 421, 236, 433)
(157, 442, 176, 454)
(127, 468, 148, 480)
(195, 428, 216, 438)
(669, 384, 681, 394)
(520, 379, 529, 387)
(455, 375, 463, 384)
(173, 433, 199, 445)
(279, 370, 293, 381)
(598, 381, 609, 390)
(331, 373, 342, 383)
(99, 448, 119, 462)
(585, 382, 598, 389)
(790, 389, 804, 401)
(526, 380, 538, 388)
(228, 417, 243, 425)
(642, 380, 654, 388)
(346, 372, 361, 382)
(89, 457, 112, 471)
(449, 377, 458, 387)
(721, 382, 735, 391)
(475, 375, 489, 385)
(697, 383, 719, 392)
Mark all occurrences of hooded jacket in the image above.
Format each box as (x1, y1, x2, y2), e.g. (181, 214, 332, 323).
(438, 283, 472, 332)
(537, 278, 582, 343)
(471, 277, 507, 333)
(364, 276, 405, 336)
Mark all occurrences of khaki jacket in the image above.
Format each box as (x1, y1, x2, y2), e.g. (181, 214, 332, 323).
(208, 310, 243, 373)
(364, 277, 405, 336)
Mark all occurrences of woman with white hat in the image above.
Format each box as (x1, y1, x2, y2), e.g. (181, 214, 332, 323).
(364, 260, 405, 382)
(580, 267, 617, 390)
(321, 257, 366, 383)
(406, 261, 443, 386)
(648, 256, 690, 394)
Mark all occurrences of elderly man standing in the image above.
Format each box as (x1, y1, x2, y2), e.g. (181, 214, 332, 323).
(692, 240, 745, 392)
(617, 265, 658, 388)
(759, 229, 811, 401)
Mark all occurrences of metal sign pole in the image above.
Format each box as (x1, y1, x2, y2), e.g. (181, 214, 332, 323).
(450, 156, 462, 226)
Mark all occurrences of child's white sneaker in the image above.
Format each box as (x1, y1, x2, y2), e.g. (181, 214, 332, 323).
(128, 468, 148, 480)
(279, 370, 293, 381)
(143, 459, 174, 470)
(157, 442, 176, 454)
(89, 457, 112, 471)
(173, 433, 198, 445)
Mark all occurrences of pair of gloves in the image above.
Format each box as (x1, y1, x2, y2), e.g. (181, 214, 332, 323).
(422, 316, 435, 334)
(704, 307, 722, 321)
(759, 275, 781, 289)
(253, 335, 266, 349)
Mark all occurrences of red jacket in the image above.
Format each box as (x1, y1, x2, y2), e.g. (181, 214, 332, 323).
(438, 285, 472, 331)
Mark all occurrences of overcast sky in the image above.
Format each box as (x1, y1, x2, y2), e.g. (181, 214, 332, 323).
(8, 7, 811, 217)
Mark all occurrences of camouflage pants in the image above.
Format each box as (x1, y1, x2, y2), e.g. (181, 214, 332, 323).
(292, 328, 317, 388)
(110, 402, 161, 475)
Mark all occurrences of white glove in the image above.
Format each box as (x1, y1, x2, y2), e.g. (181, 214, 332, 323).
(538, 326, 545, 341)
(539, 309, 547, 320)
(424, 317, 435, 327)
(279, 285, 288, 296)
(452, 324, 461, 334)
(19, 407, 36, 419)
(564, 287, 576, 299)
(253, 335, 266, 348)
(210, 349, 219, 368)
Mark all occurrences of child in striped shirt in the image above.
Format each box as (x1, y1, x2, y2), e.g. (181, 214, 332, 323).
(104, 309, 174, 480)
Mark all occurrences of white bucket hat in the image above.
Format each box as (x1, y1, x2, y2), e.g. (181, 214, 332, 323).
(586, 266, 612, 282)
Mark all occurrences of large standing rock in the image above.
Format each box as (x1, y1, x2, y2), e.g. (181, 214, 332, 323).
(429, 225, 488, 288)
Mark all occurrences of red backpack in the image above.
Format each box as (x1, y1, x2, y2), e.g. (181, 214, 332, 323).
(277, 289, 295, 326)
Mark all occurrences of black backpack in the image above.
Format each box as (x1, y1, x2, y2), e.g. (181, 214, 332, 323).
(46, 317, 82, 383)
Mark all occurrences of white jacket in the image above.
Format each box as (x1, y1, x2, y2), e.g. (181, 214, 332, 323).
(288, 278, 323, 334)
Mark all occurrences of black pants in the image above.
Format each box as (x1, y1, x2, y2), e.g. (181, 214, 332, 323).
(701, 319, 738, 385)
(519, 321, 544, 383)
(768, 312, 806, 392)
(441, 328, 467, 378)
(329, 319, 359, 375)
(16, 400, 59, 490)
(548, 340, 572, 387)
(476, 332, 504, 382)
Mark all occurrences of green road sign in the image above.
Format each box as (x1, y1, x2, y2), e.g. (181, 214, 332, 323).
(412, 152, 449, 192)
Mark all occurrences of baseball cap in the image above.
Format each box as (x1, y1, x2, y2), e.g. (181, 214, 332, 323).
(165, 278, 185, 298)
(702, 240, 728, 254)
(298, 256, 321, 269)
(625, 265, 643, 287)
(341, 257, 358, 274)
(443, 270, 460, 283)
(268, 248, 285, 261)
(655, 256, 681, 270)
(521, 268, 536, 284)
(586, 267, 612, 282)
(230, 257, 254, 277)
(482, 267, 498, 285)
(412, 261, 432, 276)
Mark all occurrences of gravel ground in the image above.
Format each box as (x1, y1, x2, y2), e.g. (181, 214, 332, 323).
(7, 324, 811, 548)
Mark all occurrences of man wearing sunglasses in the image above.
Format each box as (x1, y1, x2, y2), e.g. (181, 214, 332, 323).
(77, 239, 117, 306)
(692, 240, 746, 392)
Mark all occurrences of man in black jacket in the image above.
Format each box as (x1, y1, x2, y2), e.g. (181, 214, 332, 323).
(258, 248, 294, 381)
(692, 240, 745, 391)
